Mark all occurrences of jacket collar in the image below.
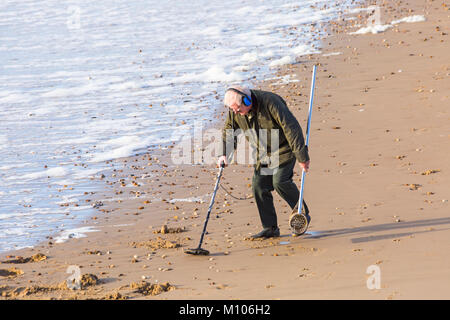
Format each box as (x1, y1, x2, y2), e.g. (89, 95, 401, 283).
(248, 90, 258, 119)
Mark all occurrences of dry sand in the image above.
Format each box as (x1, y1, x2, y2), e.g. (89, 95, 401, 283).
(1, 0, 449, 300)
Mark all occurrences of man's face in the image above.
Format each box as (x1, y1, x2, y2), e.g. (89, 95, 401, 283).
(227, 102, 252, 116)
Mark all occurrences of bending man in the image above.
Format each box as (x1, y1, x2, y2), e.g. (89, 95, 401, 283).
(218, 86, 310, 238)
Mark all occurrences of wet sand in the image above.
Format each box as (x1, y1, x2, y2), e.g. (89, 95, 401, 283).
(1, 0, 449, 299)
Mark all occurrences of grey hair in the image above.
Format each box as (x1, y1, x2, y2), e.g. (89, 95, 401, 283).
(224, 86, 251, 108)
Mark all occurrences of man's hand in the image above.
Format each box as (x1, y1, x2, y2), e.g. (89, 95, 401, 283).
(217, 155, 228, 167)
(299, 160, 310, 172)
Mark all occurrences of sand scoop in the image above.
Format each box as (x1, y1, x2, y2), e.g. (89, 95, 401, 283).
(184, 162, 225, 256)
(289, 64, 317, 236)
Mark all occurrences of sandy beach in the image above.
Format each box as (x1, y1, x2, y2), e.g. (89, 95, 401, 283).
(1, 0, 449, 300)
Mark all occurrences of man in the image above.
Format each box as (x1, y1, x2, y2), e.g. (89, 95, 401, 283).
(218, 86, 310, 238)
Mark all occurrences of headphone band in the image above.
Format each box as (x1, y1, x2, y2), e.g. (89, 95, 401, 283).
(226, 88, 252, 106)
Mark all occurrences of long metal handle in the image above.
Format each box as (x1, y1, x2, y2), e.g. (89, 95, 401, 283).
(197, 164, 224, 246)
(298, 65, 317, 215)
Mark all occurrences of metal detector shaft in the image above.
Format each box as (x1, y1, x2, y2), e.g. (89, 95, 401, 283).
(298, 65, 317, 215)
(197, 164, 225, 248)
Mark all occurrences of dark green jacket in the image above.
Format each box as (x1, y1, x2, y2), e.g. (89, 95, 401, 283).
(221, 89, 309, 170)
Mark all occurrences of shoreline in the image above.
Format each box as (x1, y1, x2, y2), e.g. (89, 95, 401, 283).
(1, 0, 449, 299)
(0, 0, 348, 256)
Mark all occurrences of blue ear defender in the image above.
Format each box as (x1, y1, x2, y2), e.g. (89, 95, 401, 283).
(226, 88, 252, 107)
(242, 94, 252, 106)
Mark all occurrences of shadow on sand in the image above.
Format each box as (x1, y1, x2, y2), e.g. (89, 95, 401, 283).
(304, 217, 450, 243)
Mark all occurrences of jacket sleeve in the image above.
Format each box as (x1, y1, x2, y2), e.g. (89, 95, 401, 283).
(221, 110, 237, 161)
(268, 97, 310, 163)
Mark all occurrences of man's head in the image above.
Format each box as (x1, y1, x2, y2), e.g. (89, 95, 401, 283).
(224, 86, 252, 116)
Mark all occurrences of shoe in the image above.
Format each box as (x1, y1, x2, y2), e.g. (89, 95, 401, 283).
(289, 213, 311, 236)
(251, 226, 280, 239)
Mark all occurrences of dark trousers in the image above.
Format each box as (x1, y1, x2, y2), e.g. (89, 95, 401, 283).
(252, 158, 299, 228)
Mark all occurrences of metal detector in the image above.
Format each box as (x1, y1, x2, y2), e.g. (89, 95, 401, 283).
(184, 162, 225, 256)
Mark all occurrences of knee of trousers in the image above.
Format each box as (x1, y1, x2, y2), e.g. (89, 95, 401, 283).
(273, 178, 295, 191)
